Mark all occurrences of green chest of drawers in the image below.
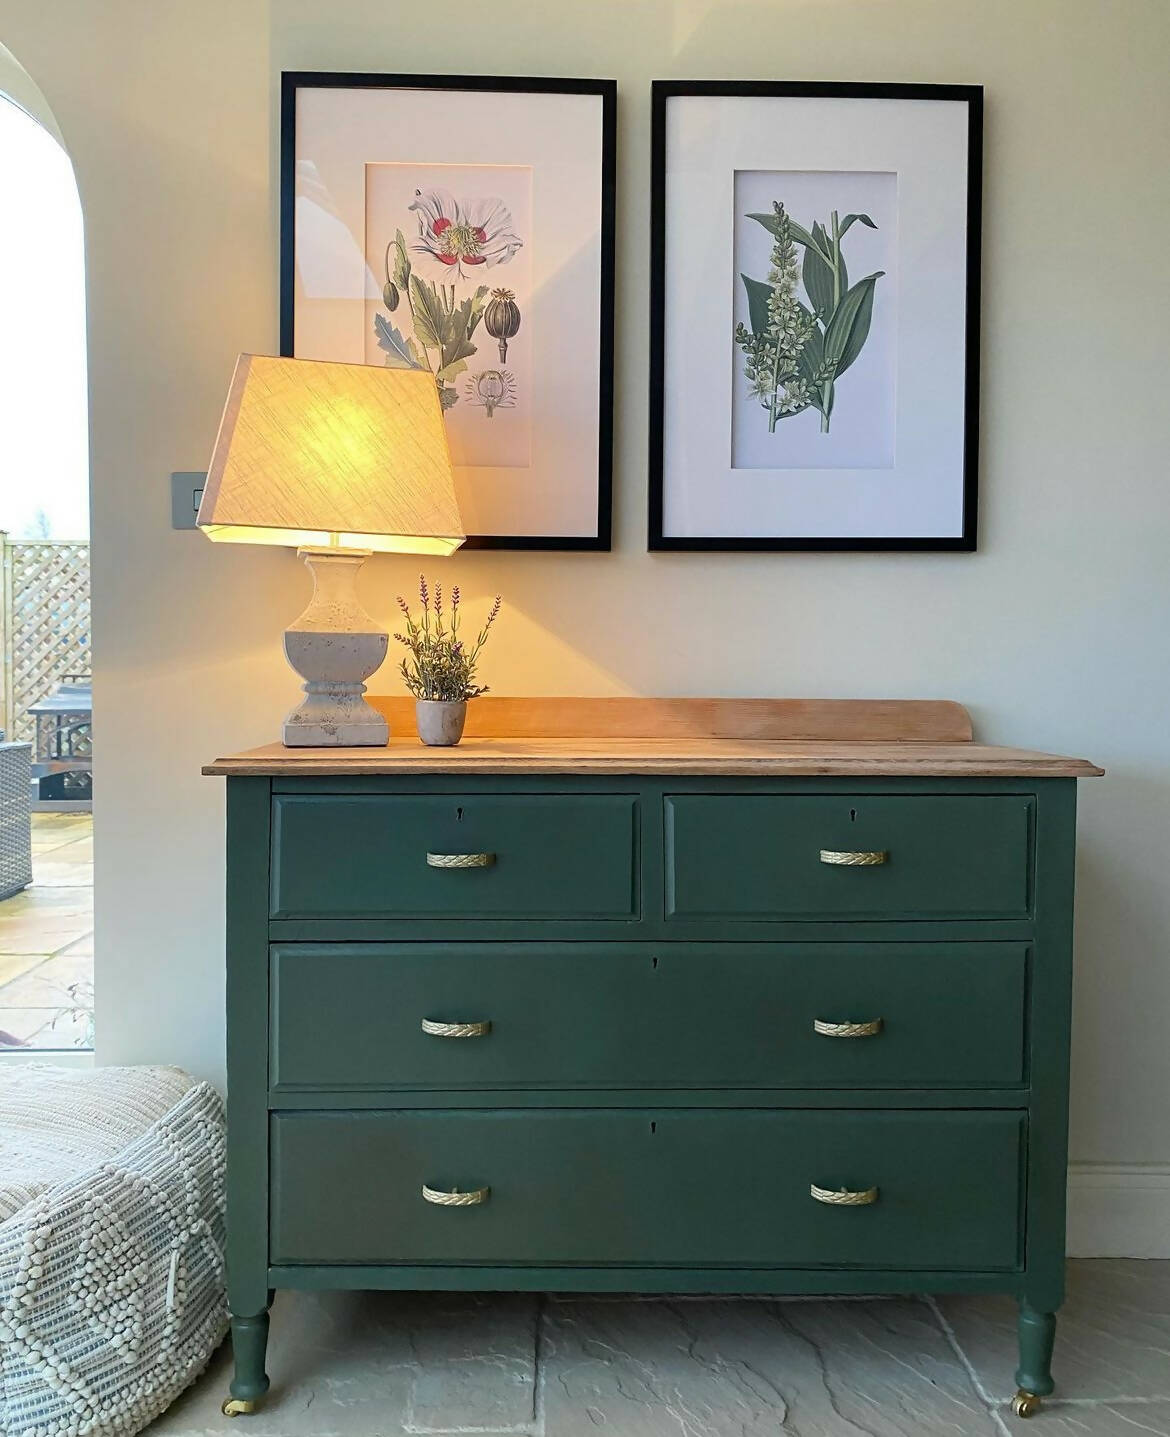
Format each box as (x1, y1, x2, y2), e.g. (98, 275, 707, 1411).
(206, 698, 1101, 1421)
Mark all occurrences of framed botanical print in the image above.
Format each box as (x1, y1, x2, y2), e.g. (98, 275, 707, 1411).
(281, 72, 616, 549)
(649, 82, 982, 551)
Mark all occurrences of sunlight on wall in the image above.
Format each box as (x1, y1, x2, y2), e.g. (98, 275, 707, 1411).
(0, 95, 88, 540)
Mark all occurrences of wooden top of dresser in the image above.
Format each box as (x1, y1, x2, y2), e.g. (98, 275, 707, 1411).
(204, 698, 1102, 778)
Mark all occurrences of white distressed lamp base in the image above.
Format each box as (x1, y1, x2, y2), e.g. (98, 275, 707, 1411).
(282, 547, 389, 748)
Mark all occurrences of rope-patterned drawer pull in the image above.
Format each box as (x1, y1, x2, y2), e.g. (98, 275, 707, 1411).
(813, 1019, 883, 1039)
(810, 1183, 879, 1206)
(819, 849, 888, 866)
(427, 852, 496, 869)
(421, 1019, 491, 1039)
(422, 1184, 490, 1207)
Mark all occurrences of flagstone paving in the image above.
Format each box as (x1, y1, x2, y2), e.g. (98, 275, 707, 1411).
(150, 1262, 1170, 1436)
(0, 811, 93, 1050)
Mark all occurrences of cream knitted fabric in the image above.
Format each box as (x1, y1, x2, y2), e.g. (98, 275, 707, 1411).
(0, 1066, 195, 1225)
(0, 1065, 228, 1437)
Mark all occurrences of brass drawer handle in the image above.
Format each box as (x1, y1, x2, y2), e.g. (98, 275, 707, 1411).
(813, 1018, 883, 1039)
(811, 1183, 879, 1206)
(422, 1184, 490, 1206)
(421, 1018, 491, 1039)
(819, 849, 888, 867)
(426, 852, 496, 869)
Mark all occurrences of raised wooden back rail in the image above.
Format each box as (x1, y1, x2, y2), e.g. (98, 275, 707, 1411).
(366, 697, 974, 744)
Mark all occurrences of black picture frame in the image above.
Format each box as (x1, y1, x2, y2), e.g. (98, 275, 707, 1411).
(648, 80, 983, 553)
(280, 71, 617, 552)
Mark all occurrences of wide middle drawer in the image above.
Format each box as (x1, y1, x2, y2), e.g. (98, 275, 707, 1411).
(269, 942, 1027, 1091)
(270, 1108, 1023, 1269)
(270, 793, 639, 920)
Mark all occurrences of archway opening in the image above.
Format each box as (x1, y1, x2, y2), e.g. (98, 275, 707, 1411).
(0, 89, 92, 1053)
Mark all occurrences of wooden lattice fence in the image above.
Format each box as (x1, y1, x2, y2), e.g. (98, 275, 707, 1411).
(0, 535, 91, 742)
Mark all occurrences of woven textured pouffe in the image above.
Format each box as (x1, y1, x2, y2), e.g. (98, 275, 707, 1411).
(0, 1065, 228, 1437)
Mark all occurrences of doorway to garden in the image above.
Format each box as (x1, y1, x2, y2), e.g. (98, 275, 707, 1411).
(0, 78, 93, 1052)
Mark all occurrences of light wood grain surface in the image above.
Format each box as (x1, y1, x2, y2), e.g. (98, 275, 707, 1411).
(365, 696, 975, 743)
(205, 699, 1101, 778)
(204, 740, 1102, 779)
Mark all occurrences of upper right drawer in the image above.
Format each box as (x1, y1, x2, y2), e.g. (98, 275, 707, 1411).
(665, 793, 1033, 921)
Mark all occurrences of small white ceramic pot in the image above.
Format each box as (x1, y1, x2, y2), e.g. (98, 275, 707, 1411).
(416, 699, 468, 747)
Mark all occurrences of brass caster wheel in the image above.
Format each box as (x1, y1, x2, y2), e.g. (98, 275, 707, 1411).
(221, 1398, 258, 1417)
(1012, 1390, 1042, 1418)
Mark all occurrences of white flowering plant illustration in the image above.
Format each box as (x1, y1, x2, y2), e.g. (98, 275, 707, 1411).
(375, 187, 524, 416)
(735, 201, 884, 435)
(408, 188, 522, 279)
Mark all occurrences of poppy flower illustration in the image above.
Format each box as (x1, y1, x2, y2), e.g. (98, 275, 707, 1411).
(409, 188, 523, 279)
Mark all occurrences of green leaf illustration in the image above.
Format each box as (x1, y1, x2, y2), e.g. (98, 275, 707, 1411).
(740, 273, 773, 336)
(409, 276, 446, 351)
(436, 357, 470, 385)
(391, 228, 412, 290)
(801, 234, 836, 318)
(795, 305, 826, 395)
(459, 285, 489, 341)
(839, 213, 877, 238)
(823, 271, 884, 376)
(373, 313, 424, 370)
(440, 332, 478, 372)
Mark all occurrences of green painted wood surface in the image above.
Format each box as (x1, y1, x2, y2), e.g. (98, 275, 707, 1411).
(666, 793, 1033, 920)
(269, 1108, 1024, 1269)
(270, 793, 639, 920)
(270, 941, 1027, 1092)
(224, 777, 273, 1320)
(219, 770, 1082, 1403)
(266, 1263, 1032, 1295)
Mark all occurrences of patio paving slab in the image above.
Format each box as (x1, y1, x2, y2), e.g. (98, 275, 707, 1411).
(0, 813, 93, 1049)
(29, 858, 95, 887)
(0, 1004, 90, 1047)
(0, 952, 48, 986)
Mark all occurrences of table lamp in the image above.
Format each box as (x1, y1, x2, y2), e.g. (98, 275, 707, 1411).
(197, 354, 465, 746)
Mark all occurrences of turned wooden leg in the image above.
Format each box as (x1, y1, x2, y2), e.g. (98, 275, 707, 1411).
(222, 1310, 271, 1416)
(1013, 1303, 1057, 1416)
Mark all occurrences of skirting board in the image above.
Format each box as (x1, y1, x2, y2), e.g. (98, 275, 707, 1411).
(1067, 1164, 1170, 1257)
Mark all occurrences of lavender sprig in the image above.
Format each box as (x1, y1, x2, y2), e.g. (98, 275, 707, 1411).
(393, 579, 502, 702)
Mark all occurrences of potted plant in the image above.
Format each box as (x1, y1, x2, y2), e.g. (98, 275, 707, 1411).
(394, 576, 501, 746)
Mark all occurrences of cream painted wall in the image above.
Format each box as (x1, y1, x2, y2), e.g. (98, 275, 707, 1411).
(3, 1, 1168, 1183)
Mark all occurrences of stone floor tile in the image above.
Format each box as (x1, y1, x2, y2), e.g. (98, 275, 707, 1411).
(0, 950, 46, 986)
(1001, 1401, 1170, 1434)
(542, 1296, 999, 1436)
(28, 859, 95, 887)
(0, 1005, 58, 1045)
(19, 945, 93, 989)
(0, 884, 92, 917)
(0, 923, 93, 954)
(0, 964, 81, 1007)
(938, 1260, 1170, 1404)
(0, 1004, 90, 1048)
(151, 1294, 412, 1437)
(151, 1290, 540, 1436)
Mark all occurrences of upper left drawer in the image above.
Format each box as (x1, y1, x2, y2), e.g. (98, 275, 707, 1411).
(270, 793, 640, 920)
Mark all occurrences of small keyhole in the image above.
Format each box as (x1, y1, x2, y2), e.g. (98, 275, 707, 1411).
(850, 809, 857, 822)
(650, 1121, 657, 1135)
(651, 955, 659, 970)
(456, 807, 464, 823)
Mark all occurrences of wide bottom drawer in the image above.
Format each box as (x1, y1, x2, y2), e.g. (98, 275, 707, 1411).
(270, 1109, 1023, 1270)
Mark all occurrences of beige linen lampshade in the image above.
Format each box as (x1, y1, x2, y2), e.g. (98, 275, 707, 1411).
(197, 353, 465, 555)
(198, 353, 465, 748)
